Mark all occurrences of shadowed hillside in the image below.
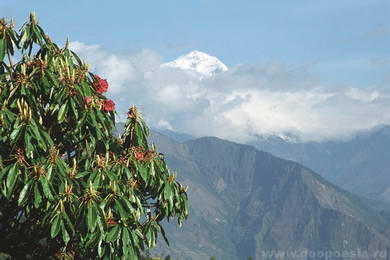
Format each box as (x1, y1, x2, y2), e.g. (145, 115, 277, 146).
(142, 128, 390, 260)
(250, 125, 390, 203)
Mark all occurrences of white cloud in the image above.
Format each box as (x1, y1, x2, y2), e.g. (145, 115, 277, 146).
(346, 88, 380, 103)
(70, 42, 390, 142)
(69, 41, 100, 53)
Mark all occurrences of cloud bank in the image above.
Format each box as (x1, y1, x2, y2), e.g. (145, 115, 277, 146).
(70, 41, 390, 142)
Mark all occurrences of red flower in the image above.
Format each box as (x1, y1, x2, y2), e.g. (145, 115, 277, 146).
(85, 96, 91, 105)
(134, 151, 144, 160)
(103, 99, 115, 112)
(94, 75, 108, 94)
(132, 147, 145, 160)
(106, 219, 118, 225)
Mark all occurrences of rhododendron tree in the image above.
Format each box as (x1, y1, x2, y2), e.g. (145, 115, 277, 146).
(0, 13, 188, 259)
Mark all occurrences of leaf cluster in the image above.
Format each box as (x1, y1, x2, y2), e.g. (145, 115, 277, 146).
(0, 13, 188, 260)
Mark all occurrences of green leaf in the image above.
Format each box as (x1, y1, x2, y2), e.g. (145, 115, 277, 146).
(19, 27, 30, 49)
(145, 225, 153, 247)
(149, 161, 155, 177)
(33, 183, 42, 208)
(10, 123, 22, 142)
(0, 37, 6, 62)
(130, 231, 140, 253)
(85, 232, 99, 248)
(61, 221, 70, 245)
(88, 110, 98, 127)
(17, 179, 32, 206)
(97, 240, 105, 258)
(75, 171, 89, 179)
(87, 204, 98, 232)
(135, 161, 148, 183)
(106, 225, 121, 242)
(121, 197, 135, 213)
(36, 25, 46, 41)
(134, 228, 144, 240)
(115, 199, 128, 220)
(41, 75, 50, 88)
(6, 34, 15, 55)
(6, 163, 19, 198)
(122, 228, 131, 256)
(31, 25, 43, 45)
(140, 118, 150, 137)
(46, 165, 53, 181)
(70, 98, 78, 119)
(24, 133, 33, 158)
(62, 211, 75, 234)
(29, 120, 47, 150)
(163, 183, 173, 204)
(47, 71, 60, 87)
(50, 215, 61, 238)
(135, 123, 147, 149)
(0, 164, 12, 183)
(87, 171, 98, 184)
(106, 169, 118, 182)
(40, 129, 54, 146)
(124, 168, 132, 179)
(57, 103, 68, 123)
(40, 177, 54, 200)
(185, 194, 189, 210)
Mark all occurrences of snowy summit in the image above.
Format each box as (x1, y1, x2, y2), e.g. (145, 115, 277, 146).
(161, 50, 228, 78)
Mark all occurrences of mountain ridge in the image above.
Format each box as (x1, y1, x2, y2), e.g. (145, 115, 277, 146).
(113, 123, 390, 259)
(250, 125, 390, 203)
(150, 132, 390, 259)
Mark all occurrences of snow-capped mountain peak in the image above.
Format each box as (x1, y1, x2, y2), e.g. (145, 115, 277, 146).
(161, 50, 228, 78)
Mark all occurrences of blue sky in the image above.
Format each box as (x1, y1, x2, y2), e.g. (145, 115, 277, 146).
(1, 0, 389, 86)
(1, 1, 390, 141)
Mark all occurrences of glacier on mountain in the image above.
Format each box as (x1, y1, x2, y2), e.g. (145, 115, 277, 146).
(161, 50, 228, 78)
